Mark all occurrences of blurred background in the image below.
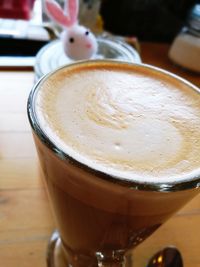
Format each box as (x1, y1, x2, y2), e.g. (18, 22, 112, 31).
(0, 0, 199, 67)
(100, 0, 198, 42)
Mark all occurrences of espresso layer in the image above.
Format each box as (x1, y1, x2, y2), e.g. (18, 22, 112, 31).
(35, 62, 200, 183)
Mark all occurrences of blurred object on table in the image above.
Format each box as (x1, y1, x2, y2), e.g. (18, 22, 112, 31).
(0, 0, 52, 68)
(169, 3, 200, 73)
(0, 0, 35, 20)
(100, 0, 197, 42)
(34, 37, 141, 81)
(0, 18, 51, 56)
(79, 0, 103, 33)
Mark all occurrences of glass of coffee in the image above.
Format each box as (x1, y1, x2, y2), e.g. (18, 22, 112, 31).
(27, 60, 200, 267)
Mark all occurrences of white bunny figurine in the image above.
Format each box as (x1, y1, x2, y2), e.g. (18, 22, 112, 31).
(45, 0, 98, 60)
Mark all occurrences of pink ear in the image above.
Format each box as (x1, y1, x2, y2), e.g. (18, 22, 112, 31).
(65, 0, 79, 26)
(45, 0, 71, 27)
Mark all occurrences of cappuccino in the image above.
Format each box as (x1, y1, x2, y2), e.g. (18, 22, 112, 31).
(35, 61, 200, 184)
(30, 61, 200, 266)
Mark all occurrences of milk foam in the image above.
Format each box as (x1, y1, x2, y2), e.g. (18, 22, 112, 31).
(35, 62, 200, 183)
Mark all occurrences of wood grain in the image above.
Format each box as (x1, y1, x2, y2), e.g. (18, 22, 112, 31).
(0, 44, 199, 267)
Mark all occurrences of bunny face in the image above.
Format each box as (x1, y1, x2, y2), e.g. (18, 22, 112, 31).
(62, 25, 98, 60)
(45, 0, 98, 60)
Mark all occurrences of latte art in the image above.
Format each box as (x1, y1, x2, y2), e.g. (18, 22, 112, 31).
(36, 62, 200, 183)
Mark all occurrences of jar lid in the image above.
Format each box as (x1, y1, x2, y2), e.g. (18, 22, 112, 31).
(34, 37, 141, 81)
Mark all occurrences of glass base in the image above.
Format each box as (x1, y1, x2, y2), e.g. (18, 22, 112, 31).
(46, 230, 134, 267)
(47, 230, 69, 267)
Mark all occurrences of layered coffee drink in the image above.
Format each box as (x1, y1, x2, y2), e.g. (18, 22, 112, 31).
(29, 61, 200, 267)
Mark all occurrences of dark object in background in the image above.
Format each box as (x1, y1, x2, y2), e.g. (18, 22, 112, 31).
(0, 38, 49, 56)
(100, 0, 197, 42)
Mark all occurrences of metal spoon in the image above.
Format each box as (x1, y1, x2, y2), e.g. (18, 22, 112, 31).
(147, 247, 183, 267)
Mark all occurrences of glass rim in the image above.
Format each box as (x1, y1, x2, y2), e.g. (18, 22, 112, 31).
(28, 60, 200, 192)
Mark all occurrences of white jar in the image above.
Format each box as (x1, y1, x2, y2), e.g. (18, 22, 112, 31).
(169, 4, 200, 73)
(34, 36, 141, 81)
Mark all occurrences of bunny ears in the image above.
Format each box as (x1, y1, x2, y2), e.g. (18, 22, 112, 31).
(45, 0, 79, 27)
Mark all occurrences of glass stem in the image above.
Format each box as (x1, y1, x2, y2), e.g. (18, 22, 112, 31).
(97, 262, 125, 267)
(96, 253, 126, 267)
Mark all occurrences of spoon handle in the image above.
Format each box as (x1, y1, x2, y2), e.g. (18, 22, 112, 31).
(147, 246, 183, 267)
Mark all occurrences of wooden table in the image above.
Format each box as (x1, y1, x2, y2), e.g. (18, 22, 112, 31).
(0, 43, 199, 267)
